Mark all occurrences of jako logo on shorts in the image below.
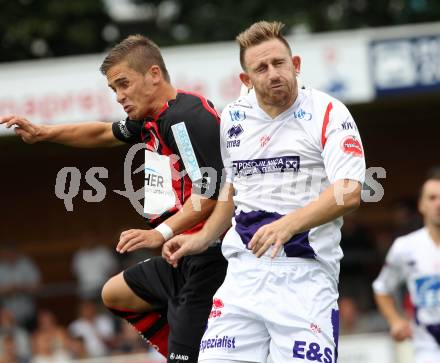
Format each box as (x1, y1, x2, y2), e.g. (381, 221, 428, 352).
(200, 335, 236, 352)
(169, 353, 189, 360)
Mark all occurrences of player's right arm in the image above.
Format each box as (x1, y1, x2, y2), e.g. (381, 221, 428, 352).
(374, 293, 412, 341)
(162, 182, 234, 267)
(0, 115, 123, 148)
(372, 238, 412, 341)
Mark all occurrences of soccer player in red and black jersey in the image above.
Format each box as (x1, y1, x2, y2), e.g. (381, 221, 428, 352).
(1, 35, 227, 363)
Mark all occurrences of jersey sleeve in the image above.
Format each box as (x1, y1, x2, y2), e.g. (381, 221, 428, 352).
(112, 118, 143, 144)
(372, 238, 406, 294)
(162, 100, 224, 199)
(321, 100, 366, 184)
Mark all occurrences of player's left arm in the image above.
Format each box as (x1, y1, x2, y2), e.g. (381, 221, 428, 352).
(249, 179, 361, 257)
(116, 197, 216, 255)
(250, 100, 366, 257)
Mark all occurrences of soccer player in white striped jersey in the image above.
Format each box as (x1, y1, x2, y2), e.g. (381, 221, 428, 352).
(373, 168, 440, 363)
(163, 21, 365, 363)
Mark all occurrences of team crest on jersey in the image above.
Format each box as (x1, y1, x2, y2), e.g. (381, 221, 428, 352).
(341, 135, 363, 157)
(260, 135, 271, 147)
(294, 108, 312, 121)
(229, 109, 246, 122)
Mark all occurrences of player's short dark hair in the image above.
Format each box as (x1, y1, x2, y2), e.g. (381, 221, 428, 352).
(236, 21, 292, 70)
(419, 166, 440, 198)
(100, 34, 170, 82)
(426, 166, 440, 181)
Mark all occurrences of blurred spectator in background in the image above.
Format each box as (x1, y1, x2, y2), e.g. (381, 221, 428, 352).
(339, 212, 379, 310)
(390, 199, 423, 239)
(31, 310, 70, 363)
(68, 300, 115, 357)
(0, 307, 30, 363)
(373, 167, 440, 363)
(373, 199, 424, 264)
(72, 233, 119, 300)
(0, 334, 24, 363)
(0, 245, 41, 330)
(339, 296, 360, 335)
(67, 335, 88, 360)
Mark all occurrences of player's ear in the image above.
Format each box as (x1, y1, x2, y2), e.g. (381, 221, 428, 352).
(418, 185, 426, 215)
(292, 56, 301, 75)
(239, 72, 252, 89)
(147, 65, 162, 85)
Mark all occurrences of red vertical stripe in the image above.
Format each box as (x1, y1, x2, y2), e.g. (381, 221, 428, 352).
(153, 102, 170, 122)
(321, 102, 333, 148)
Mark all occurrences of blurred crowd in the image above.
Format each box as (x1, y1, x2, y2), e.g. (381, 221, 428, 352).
(0, 238, 154, 363)
(338, 198, 423, 335)
(0, 198, 423, 362)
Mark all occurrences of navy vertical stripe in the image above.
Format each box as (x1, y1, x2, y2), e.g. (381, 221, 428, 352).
(234, 210, 315, 258)
(331, 309, 339, 363)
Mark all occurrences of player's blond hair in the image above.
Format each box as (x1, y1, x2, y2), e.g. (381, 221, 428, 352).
(100, 34, 170, 82)
(236, 21, 292, 70)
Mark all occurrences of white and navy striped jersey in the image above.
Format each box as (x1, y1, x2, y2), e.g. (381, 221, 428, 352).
(220, 86, 366, 278)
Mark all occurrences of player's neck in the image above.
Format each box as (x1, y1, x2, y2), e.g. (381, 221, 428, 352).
(256, 90, 298, 119)
(152, 83, 177, 116)
(260, 104, 291, 119)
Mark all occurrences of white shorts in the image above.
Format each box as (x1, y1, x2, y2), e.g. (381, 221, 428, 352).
(199, 251, 339, 363)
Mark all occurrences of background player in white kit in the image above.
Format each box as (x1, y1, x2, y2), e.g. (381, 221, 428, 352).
(163, 21, 366, 362)
(373, 167, 440, 363)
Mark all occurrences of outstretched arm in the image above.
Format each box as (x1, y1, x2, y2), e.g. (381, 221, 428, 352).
(162, 183, 234, 266)
(0, 115, 122, 148)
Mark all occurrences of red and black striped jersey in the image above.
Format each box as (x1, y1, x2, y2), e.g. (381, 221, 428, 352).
(112, 90, 223, 228)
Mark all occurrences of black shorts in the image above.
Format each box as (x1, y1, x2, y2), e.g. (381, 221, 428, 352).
(123, 243, 227, 362)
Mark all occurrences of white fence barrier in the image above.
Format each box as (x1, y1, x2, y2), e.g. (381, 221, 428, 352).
(339, 333, 413, 363)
